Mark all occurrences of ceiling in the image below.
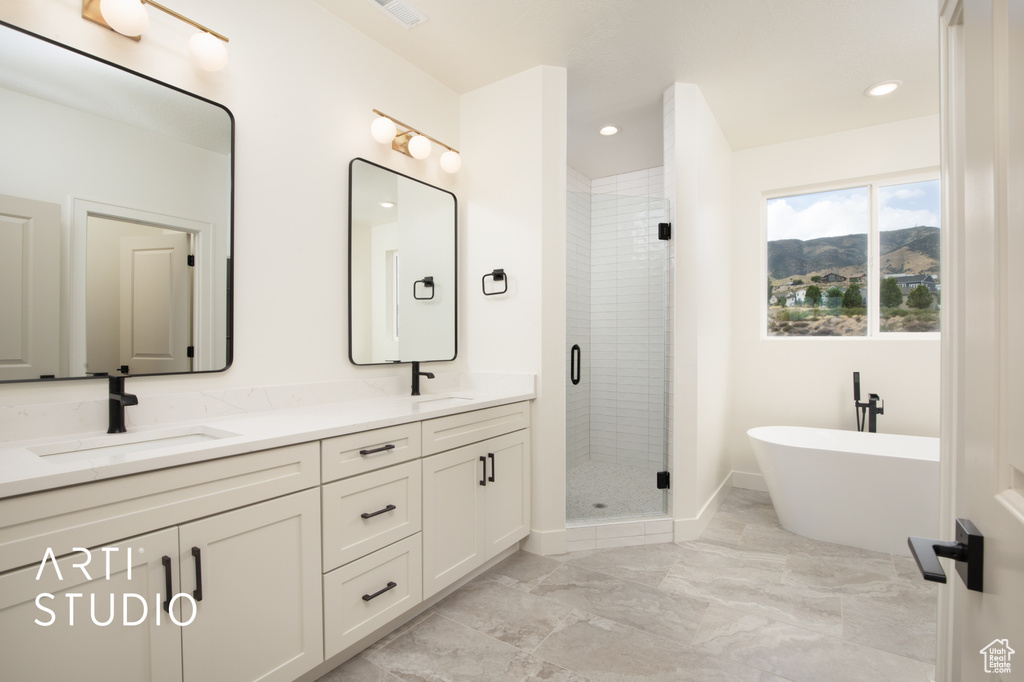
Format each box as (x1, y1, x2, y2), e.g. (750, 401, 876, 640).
(313, 0, 940, 180)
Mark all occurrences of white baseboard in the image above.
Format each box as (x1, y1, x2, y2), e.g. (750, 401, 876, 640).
(730, 471, 767, 492)
(521, 527, 566, 556)
(673, 475, 732, 542)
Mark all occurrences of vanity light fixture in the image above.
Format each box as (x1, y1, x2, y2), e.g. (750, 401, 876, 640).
(82, 0, 230, 71)
(370, 109, 461, 173)
(865, 80, 902, 96)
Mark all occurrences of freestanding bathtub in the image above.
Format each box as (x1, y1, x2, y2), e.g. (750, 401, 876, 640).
(747, 426, 939, 555)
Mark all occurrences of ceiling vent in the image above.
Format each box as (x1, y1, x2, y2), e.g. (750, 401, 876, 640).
(370, 0, 429, 29)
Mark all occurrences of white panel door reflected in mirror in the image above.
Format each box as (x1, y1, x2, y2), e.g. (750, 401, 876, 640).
(349, 158, 456, 365)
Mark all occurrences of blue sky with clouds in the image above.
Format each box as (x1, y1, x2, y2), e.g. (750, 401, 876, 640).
(767, 180, 939, 241)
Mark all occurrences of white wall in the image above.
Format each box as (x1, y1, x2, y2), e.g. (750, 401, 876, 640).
(0, 0, 463, 411)
(728, 115, 942, 477)
(665, 84, 734, 527)
(459, 66, 568, 555)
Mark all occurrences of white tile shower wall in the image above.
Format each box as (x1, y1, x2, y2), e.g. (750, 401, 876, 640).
(566, 166, 592, 470)
(588, 168, 668, 475)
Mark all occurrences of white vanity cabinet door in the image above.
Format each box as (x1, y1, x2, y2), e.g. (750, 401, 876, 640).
(421, 443, 487, 598)
(482, 431, 531, 561)
(422, 429, 531, 598)
(0, 527, 182, 682)
(179, 489, 323, 682)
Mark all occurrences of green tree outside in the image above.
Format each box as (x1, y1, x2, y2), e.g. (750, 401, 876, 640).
(907, 284, 934, 309)
(880, 277, 903, 308)
(811, 276, 822, 283)
(842, 283, 863, 308)
(825, 286, 843, 308)
(805, 284, 822, 308)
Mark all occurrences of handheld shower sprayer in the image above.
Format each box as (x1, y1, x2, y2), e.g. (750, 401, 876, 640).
(853, 371, 883, 432)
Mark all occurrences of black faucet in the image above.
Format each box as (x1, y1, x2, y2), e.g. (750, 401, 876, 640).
(108, 376, 138, 433)
(853, 371, 884, 433)
(411, 361, 435, 396)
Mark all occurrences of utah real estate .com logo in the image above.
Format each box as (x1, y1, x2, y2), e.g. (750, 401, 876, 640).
(980, 639, 1014, 675)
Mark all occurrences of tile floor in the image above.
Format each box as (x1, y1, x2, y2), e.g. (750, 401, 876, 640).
(316, 488, 937, 682)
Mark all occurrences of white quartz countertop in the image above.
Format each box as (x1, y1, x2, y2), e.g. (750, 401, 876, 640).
(0, 384, 534, 499)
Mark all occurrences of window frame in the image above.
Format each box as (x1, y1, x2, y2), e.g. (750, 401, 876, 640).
(760, 167, 941, 341)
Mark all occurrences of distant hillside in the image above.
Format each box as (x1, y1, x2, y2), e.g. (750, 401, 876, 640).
(768, 226, 939, 280)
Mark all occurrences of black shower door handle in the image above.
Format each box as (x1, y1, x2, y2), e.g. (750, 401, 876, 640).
(570, 344, 581, 385)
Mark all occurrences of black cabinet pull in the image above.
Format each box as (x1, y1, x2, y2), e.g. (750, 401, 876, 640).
(479, 455, 487, 486)
(362, 581, 398, 601)
(359, 443, 396, 456)
(570, 344, 581, 385)
(488, 453, 495, 482)
(161, 556, 172, 613)
(361, 504, 397, 519)
(191, 547, 203, 602)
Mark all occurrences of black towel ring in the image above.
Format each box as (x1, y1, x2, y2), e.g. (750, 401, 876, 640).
(482, 269, 507, 296)
(413, 276, 435, 300)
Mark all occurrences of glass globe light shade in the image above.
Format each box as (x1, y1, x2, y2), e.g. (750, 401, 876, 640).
(188, 32, 228, 71)
(408, 134, 432, 159)
(439, 150, 462, 173)
(370, 117, 397, 144)
(100, 0, 149, 36)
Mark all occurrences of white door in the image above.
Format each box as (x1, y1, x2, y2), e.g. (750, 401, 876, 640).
(119, 233, 192, 375)
(939, 1, 1024, 679)
(0, 194, 60, 380)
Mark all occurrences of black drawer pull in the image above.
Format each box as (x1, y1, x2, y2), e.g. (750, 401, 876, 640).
(361, 504, 397, 519)
(162, 556, 172, 613)
(191, 547, 203, 602)
(488, 452, 495, 482)
(362, 581, 398, 601)
(359, 443, 396, 456)
(479, 456, 487, 486)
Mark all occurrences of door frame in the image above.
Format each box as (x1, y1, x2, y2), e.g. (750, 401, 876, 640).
(937, 0, 964, 678)
(68, 198, 213, 376)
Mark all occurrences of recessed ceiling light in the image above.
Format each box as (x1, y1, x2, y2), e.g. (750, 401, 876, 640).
(865, 80, 902, 97)
(379, 201, 395, 208)
(599, 125, 619, 136)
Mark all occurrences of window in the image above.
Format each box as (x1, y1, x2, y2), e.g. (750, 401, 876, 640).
(765, 175, 940, 337)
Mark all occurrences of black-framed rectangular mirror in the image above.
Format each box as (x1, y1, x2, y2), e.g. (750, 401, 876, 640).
(0, 20, 233, 383)
(348, 158, 456, 365)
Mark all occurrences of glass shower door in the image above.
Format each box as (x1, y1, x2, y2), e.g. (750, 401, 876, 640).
(566, 191, 670, 522)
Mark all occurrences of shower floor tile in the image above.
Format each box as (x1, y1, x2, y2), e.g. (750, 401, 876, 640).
(566, 460, 665, 521)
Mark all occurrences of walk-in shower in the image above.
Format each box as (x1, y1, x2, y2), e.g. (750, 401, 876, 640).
(566, 175, 671, 523)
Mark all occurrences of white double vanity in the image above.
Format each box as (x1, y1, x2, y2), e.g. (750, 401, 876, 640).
(0, 376, 534, 682)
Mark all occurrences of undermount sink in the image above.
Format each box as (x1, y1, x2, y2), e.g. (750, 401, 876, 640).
(411, 394, 474, 408)
(29, 426, 239, 464)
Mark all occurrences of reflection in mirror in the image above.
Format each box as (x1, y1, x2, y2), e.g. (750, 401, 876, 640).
(0, 21, 233, 383)
(349, 159, 456, 365)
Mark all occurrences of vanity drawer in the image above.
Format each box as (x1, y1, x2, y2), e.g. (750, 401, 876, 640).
(322, 460, 422, 571)
(422, 401, 530, 456)
(321, 422, 421, 482)
(323, 533, 422, 659)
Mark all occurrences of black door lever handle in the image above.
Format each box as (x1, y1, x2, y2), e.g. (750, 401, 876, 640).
(908, 518, 983, 592)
